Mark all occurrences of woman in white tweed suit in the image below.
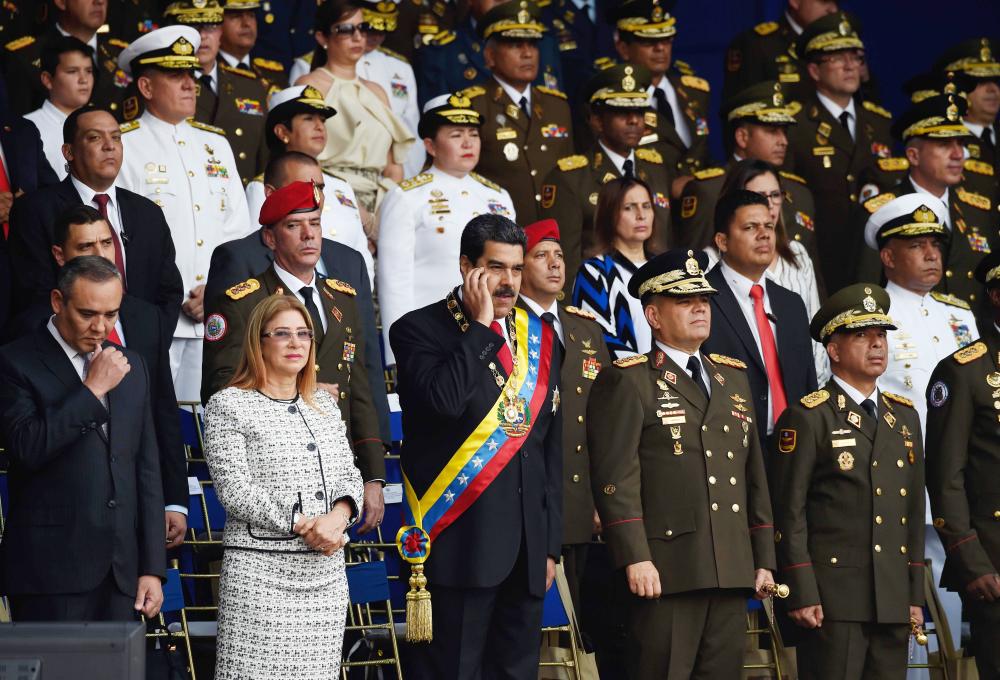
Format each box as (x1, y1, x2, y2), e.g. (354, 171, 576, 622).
(204, 295, 364, 679)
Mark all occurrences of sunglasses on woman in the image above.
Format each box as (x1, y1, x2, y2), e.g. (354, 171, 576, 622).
(331, 22, 373, 36)
(261, 329, 315, 342)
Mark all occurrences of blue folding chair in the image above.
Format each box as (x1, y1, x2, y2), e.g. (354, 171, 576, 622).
(342, 556, 403, 679)
(539, 564, 584, 680)
(743, 596, 788, 678)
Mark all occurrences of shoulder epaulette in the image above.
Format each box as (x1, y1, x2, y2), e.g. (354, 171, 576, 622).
(428, 29, 456, 46)
(557, 155, 588, 172)
(862, 100, 892, 119)
(219, 63, 258, 79)
(930, 291, 972, 310)
(957, 187, 992, 211)
(953, 341, 987, 364)
(376, 46, 409, 63)
(325, 278, 356, 296)
(883, 391, 914, 408)
(613, 354, 647, 368)
(693, 167, 725, 181)
(107, 38, 129, 50)
(708, 353, 746, 369)
(460, 85, 486, 99)
(298, 50, 314, 64)
(470, 172, 501, 192)
(226, 278, 260, 300)
(635, 147, 663, 164)
(188, 120, 226, 136)
(877, 157, 909, 172)
(252, 57, 285, 72)
(5, 35, 34, 51)
(563, 305, 596, 321)
(536, 85, 567, 99)
(593, 56, 616, 70)
(680, 75, 709, 92)
(964, 159, 994, 176)
(754, 21, 779, 36)
(400, 172, 433, 191)
(673, 59, 693, 75)
(863, 192, 895, 213)
(119, 120, 140, 134)
(800, 389, 830, 408)
(252, 172, 264, 183)
(779, 170, 806, 185)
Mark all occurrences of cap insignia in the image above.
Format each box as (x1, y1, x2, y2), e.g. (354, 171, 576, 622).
(838, 18, 851, 36)
(913, 205, 936, 223)
(772, 83, 784, 107)
(981, 38, 992, 63)
(863, 295, 877, 313)
(172, 37, 194, 56)
(517, 1, 530, 25)
(684, 250, 700, 276)
(622, 65, 636, 92)
(946, 97, 959, 122)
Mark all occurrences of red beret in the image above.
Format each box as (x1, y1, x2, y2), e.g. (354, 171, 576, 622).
(524, 219, 560, 253)
(259, 180, 321, 226)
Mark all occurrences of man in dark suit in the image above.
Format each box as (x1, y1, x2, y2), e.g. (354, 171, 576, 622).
(204, 151, 390, 448)
(0, 114, 61, 234)
(390, 215, 562, 680)
(703, 190, 818, 450)
(7, 106, 183, 344)
(0, 256, 165, 621)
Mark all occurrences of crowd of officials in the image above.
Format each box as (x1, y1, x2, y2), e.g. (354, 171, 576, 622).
(0, 0, 998, 679)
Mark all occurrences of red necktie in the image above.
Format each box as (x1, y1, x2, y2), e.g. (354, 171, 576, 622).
(490, 320, 514, 375)
(93, 193, 127, 290)
(750, 284, 787, 422)
(107, 326, 122, 345)
(0, 155, 11, 238)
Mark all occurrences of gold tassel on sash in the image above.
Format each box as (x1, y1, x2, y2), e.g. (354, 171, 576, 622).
(404, 564, 433, 642)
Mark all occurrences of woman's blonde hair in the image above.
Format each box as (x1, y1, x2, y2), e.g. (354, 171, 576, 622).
(228, 295, 321, 410)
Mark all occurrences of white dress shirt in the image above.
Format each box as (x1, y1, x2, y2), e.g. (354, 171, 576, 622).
(598, 142, 637, 177)
(56, 23, 97, 53)
(816, 91, 857, 140)
(495, 76, 531, 112)
(650, 78, 691, 147)
(272, 262, 328, 333)
(200, 63, 220, 95)
(656, 340, 711, 396)
(218, 50, 249, 70)
(520, 295, 563, 344)
(24, 100, 68, 179)
(784, 11, 804, 35)
(831, 374, 877, 416)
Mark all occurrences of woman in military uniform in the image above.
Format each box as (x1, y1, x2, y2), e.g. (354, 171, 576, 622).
(376, 92, 516, 365)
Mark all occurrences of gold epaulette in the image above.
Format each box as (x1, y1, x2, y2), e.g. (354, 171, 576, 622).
(862, 101, 892, 119)
(863, 192, 895, 213)
(460, 85, 486, 99)
(693, 167, 725, 180)
(708, 353, 746, 369)
(673, 59, 693, 75)
(563, 305, 596, 321)
(635, 148, 663, 164)
(400, 172, 433, 191)
(557, 155, 588, 172)
(930, 291, 972, 310)
(5, 35, 34, 51)
(883, 391, 914, 408)
(428, 29, 456, 46)
(119, 120, 140, 134)
(680, 75, 709, 92)
(800, 389, 830, 408)
(298, 51, 314, 64)
(877, 157, 909, 172)
(377, 46, 409, 63)
(536, 85, 567, 99)
(219, 63, 257, 79)
(107, 38, 129, 50)
(957, 187, 992, 211)
(754, 21, 779, 36)
(613, 354, 647, 368)
(252, 57, 285, 72)
(470, 172, 501, 192)
(253, 172, 264, 183)
(325, 278, 356, 296)
(965, 159, 994, 176)
(188, 120, 226, 136)
(593, 56, 616, 70)
(779, 170, 806, 185)
(226, 278, 260, 300)
(953, 341, 987, 364)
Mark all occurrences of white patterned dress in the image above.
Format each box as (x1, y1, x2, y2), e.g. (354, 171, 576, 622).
(204, 387, 364, 679)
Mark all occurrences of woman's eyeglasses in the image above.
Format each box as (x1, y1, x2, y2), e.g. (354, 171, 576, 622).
(332, 22, 373, 36)
(756, 190, 784, 205)
(261, 329, 315, 342)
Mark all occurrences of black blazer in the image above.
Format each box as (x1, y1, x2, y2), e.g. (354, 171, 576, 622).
(0, 327, 166, 596)
(389, 293, 562, 597)
(6, 176, 183, 342)
(205, 230, 391, 444)
(0, 115, 59, 194)
(702, 264, 818, 447)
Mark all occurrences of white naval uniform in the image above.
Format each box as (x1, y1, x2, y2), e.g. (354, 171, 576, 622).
(245, 170, 374, 283)
(24, 100, 68, 180)
(376, 166, 516, 364)
(357, 47, 424, 178)
(116, 111, 253, 401)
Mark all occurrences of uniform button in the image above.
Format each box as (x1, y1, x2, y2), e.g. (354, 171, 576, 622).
(874, 544, 882, 553)
(340, 392, 347, 400)
(197, 239, 204, 246)
(307, 443, 316, 451)
(239, 152, 247, 160)
(901, 517, 907, 525)
(896, 459, 904, 468)
(846, 174, 855, 182)
(872, 460, 878, 467)
(875, 487, 882, 496)
(523, 144, 528, 150)
(729, 477, 737, 485)
(530, 169, 537, 177)
(575, 445, 582, 452)
(576, 386, 582, 394)
(727, 451, 734, 459)
(711, 503, 719, 511)
(967, 271, 974, 279)
(665, 530, 673, 537)
(540, 144, 547, 151)
(107, 499, 117, 509)
(577, 415, 584, 423)
(994, 510, 1000, 520)
(196, 274, 204, 281)
(875, 515, 883, 524)
(235, 128, 243, 136)
(830, 557, 838, 564)
(110, 102, 118, 110)
(732, 503, 740, 512)
(932, 336, 939, 343)
(946, 270, 953, 277)
(900, 488, 907, 497)
(188, 170, 195, 177)
(701, 425, 708, 431)
(705, 450, 712, 457)
(110, 456, 117, 463)
(900, 546, 907, 554)
(155, 187, 162, 194)
(337, 363, 343, 370)
(849, 193, 857, 202)
(708, 476, 716, 484)
(534, 194, 541, 202)
(572, 474, 580, 483)
(971, 294, 977, 301)
(288, 405, 297, 413)
(921, 308, 929, 317)
(461, 191, 469, 197)
(194, 204, 201, 211)
(794, 234, 801, 241)
(316, 491, 325, 500)
(178, 140, 185, 146)
(723, 425, 730, 432)
(521, 451, 528, 458)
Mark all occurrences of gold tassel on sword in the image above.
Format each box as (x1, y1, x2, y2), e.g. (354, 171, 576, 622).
(910, 617, 928, 646)
(759, 582, 791, 599)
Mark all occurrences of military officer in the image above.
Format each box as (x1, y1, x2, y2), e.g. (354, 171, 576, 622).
(539, 64, 672, 294)
(925, 251, 1000, 680)
(202, 181, 387, 531)
(517, 218, 612, 615)
(462, 1, 574, 225)
(612, 0, 712, 185)
(676, 80, 819, 268)
(770, 284, 925, 679)
(219, 0, 288, 91)
(251, 0, 322, 69)
(164, 0, 271, 185)
(784, 12, 905, 292)
(116, 25, 252, 402)
(588, 248, 776, 679)
(377, 92, 516, 365)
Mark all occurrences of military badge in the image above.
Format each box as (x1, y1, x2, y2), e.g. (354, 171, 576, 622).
(664, 371, 677, 385)
(778, 429, 796, 453)
(463, 66, 477, 80)
(694, 117, 709, 136)
(654, 192, 669, 209)
(837, 452, 854, 471)
(342, 342, 356, 363)
(884, 412, 896, 428)
(334, 190, 356, 208)
(551, 386, 560, 414)
(988, 372, 1000, 389)
(226, 278, 260, 300)
(540, 123, 569, 138)
(673, 440, 683, 456)
(487, 200, 511, 216)
(967, 231, 991, 253)
(837, 394, 846, 410)
(714, 372, 725, 386)
(603, 484, 616, 495)
(795, 211, 814, 231)
(928, 380, 949, 407)
(331, 306, 343, 322)
(870, 141, 891, 158)
(391, 81, 408, 98)
(681, 196, 697, 218)
(588, 192, 598, 205)
(848, 411, 862, 428)
(503, 142, 519, 162)
(582, 357, 600, 380)
(949, 316, 974, 347)
(235, 98, 263, 115)
(205, 313, 227, 342)
(541, 184, 556, 209)
(654, 350, 666, 368)
(205, 161, 229, 178)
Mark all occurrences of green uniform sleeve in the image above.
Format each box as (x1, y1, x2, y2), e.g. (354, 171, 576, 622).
(908, 416, 927, 606)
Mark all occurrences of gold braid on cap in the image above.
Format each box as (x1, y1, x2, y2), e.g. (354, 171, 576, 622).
(805, 31, 863, 54)
(901, 115, 970, 140)
(820, 309, 894, 341)
(985, 265, 1000, 284)
(726, 101, 796, 123)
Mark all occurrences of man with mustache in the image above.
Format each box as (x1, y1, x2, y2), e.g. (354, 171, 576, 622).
(770, 284, 925, 679)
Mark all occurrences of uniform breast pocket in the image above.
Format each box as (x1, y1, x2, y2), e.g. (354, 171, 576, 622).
(646, 507, 696, 542)
(144, 184, 177, 210)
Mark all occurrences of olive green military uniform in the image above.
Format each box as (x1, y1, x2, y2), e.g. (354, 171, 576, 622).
(201, 267, 386, 482)
(723, 17, 809, 105)
(195, 63, 270, 185)
(925, 323, 1000, 679)
(249, 55, 287, 91)
(463, 81, 574, 225)
(964, 148, 999, 209)
(641, 65, 713, 178)
(382, 0, 457, 62)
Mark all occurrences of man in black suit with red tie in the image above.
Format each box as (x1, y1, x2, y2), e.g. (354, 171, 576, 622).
(0, 256, 165, 621)
(390, 214, 563, 680)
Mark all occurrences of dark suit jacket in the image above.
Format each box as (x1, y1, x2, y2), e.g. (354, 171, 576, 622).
(0, 327, 166, 596)
(12, 296, 188, 508)
(702, 264, 818, 447)
(6, 176, 183, 342)
(205, 230, 391, 444)
(0, 115, 59, 193)
(390, 293, 562, 597)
